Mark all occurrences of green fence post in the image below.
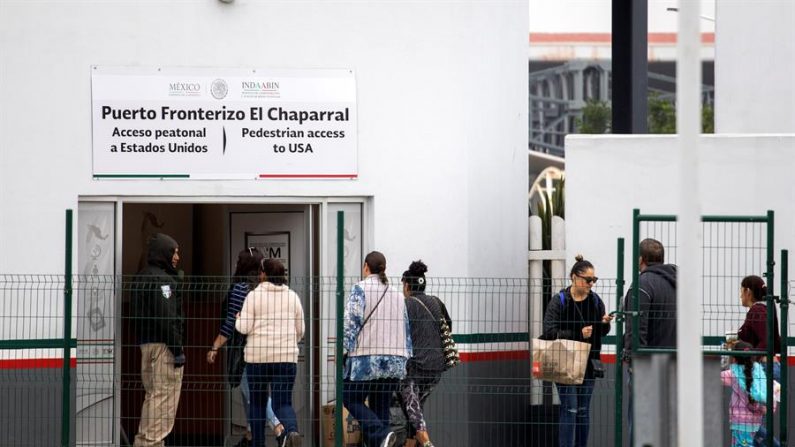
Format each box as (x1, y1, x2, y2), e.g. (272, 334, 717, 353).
(631, 209, 640, 354)
(780, 249, 789, 447)
(334, 211, 345, 447)
(614, 238, 625, 447)
(765, 210, 775, 446)
(62, 209, 73, 447)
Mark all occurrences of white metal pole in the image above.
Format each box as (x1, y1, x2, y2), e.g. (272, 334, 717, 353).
(677, 0, 703, 445)
(529, 215, 544, 317)
(551, 216, 566, 293)
(529, 215, 544, 405)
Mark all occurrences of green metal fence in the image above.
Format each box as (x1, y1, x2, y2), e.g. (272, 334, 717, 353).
(3, 276, 604, 447)
(623, 209, 790, 447)
(0, 210, 792, 446)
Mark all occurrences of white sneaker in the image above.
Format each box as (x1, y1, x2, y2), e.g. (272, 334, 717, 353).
(380, 432, 396, 447)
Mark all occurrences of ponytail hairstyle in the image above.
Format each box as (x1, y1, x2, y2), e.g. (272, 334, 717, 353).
(364, 251, 388, 285)
(570, 254, 594, 278)
(732, 341, 757, 404)
(401, 260, 428, 294)
(260, 258, 287, 286)
(741, 275, 767, 303)
(233, 247, 265, 289)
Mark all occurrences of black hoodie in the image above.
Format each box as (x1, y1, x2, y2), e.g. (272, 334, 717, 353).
(131, 233, 184, 357)
(622, 263, 678, 356)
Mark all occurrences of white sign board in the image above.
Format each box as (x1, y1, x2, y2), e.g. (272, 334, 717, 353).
(91, 67, 357, 179)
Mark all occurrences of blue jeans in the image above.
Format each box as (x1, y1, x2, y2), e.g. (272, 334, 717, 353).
(754, 425, 781, 447)
(246, 363, 298, 446)
(626, 366, 633, 446)
(753, 362, 781, 447)
(343, 378, 400, 447)
(556, 379, 595, 447)
(240, 370, 281, 430)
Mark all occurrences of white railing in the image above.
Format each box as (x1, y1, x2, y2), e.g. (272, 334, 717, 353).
(528, 215, 566, 405)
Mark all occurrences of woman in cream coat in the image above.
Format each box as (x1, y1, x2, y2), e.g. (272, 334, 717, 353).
(236, 258, 305, 447)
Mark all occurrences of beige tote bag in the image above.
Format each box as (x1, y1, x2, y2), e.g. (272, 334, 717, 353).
(531, 338, 591, 385)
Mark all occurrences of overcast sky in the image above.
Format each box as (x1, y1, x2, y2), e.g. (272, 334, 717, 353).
(529, 0, 716, 33)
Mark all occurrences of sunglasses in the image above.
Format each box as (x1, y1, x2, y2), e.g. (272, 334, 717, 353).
(576, 274, 598, 284)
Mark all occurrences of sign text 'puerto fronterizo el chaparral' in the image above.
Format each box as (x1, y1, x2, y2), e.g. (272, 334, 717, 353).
(91, 67, 357, 179)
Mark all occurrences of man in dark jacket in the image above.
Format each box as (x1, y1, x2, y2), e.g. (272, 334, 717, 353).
(621, 238, 677, 445)
(132, 233, 185, 447)
(622, 238, 678, 353)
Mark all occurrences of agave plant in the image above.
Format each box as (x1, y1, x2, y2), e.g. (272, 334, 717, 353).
(531, 176, 565, 316)
(532, 176, 565, 250)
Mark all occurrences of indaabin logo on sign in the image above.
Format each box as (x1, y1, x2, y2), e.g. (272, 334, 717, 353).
(168, 81, 202, 97)
(211, 79, 228, 100)
(241, 80, 280, 98)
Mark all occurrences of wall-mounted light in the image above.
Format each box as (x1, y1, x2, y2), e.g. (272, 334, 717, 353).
(666, 7, 715, 22)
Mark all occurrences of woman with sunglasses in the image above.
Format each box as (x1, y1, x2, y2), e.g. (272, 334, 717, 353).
(542, 255, 612, 447)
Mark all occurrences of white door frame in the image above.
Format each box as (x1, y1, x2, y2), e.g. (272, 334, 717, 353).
(77, 195, 371, 446)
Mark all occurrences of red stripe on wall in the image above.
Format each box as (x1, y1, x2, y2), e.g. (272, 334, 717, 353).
(258, 174, 358, 179)
(460, 350, 530, 362)
(529, 32, 715, 44)
(0, 353, 790, 368)
(460, 351, 620, 364)
(459, 351, 795, 368)
(0, 358, 77, 370)
(597, 353, 795, 365)
(601, 353, 617, 364)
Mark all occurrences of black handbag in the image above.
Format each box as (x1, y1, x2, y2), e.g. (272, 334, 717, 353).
(590, 358, 605, 378)
(439, 318, 461, 370)
(226, 330, 246, 388)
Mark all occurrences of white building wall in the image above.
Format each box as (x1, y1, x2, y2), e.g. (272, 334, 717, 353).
(715, 1, 795, 132)
(565, 134, 795, 283)
(0, 1, 528, 278)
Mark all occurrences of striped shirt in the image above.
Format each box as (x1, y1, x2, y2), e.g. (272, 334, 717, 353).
(220, 282, 249, 338)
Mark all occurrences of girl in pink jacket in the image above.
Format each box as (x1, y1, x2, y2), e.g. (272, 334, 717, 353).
(720, 341, 774, 447)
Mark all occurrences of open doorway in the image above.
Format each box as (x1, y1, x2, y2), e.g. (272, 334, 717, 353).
(119, 202, 320, 446)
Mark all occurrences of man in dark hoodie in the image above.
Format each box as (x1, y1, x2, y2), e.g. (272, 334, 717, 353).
(132, 233, 185, 447)
(622, 238, 677, 444)
(622, 238, 678, 352)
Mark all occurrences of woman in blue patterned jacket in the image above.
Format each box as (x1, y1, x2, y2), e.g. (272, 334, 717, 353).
(342, 251, 412, 447)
